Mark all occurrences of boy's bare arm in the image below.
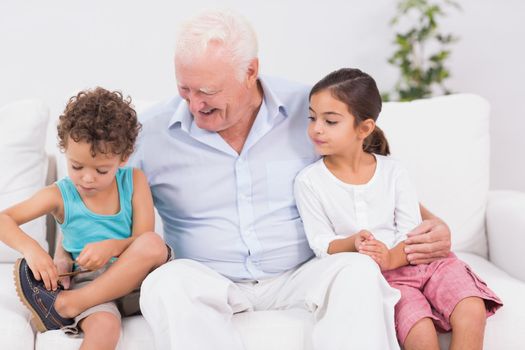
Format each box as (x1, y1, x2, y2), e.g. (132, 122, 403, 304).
(77, 168, 156, 269)
(0, 185, 61, 255)
(130, 168, 155, 236)
(54, 231, 74, 288)
(0, 185, 62, 290)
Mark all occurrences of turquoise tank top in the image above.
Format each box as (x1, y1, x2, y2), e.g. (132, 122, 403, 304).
(56, 167, 134, 260)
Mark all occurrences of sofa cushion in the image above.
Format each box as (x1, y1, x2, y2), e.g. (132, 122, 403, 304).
(379, 94, 490, 257)
(0, 264, 35, 350)
(35, 263, 524, 350)
(453, 252, 525, 349)
(0, 100, 49, 262)
(35, 309, 312, 350)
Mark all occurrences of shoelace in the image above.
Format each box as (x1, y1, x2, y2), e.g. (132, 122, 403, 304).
(58, 269, 91, 278)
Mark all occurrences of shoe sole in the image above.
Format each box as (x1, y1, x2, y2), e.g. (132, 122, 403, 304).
(13, 258, 49, 333)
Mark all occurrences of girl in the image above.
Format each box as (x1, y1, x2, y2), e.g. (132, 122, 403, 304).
(294, 68, 502, 350)
(1, 88, 170, 350)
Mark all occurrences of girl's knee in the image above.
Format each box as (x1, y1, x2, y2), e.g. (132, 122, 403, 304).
(451, 297, 487, 328)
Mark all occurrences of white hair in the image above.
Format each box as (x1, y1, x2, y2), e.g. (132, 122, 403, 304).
(175, 9, 258, 81)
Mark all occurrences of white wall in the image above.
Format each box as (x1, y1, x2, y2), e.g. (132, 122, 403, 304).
(1, 0, 524, 191)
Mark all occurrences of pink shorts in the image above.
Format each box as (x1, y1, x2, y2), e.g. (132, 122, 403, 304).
(382, 253, 502, 345)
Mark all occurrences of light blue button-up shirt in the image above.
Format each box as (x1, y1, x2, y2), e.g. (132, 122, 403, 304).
(130, 76, 318, 281)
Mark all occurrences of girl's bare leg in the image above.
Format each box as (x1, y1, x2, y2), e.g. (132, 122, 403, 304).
(449, 297, 486, 350)
(403, 317, 439, 350)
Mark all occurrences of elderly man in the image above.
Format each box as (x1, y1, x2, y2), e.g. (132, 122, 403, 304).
(131, 10, 451, 350)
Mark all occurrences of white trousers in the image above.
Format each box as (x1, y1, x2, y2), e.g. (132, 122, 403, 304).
(140, 252, 400, 350)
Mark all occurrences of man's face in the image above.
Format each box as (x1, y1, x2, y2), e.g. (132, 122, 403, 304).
(175, 48, 256, 133)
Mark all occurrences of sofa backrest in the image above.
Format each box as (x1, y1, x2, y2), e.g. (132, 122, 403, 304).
(132, 95, 490, 257)
(0, 100, 50, 262)
(11, 94, 489, 261)
(378, 94, 490, 257)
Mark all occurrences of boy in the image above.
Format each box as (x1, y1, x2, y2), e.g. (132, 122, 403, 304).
(1, 87, 170, 349)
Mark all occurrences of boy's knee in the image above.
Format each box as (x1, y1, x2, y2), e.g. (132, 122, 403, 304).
(132, 231, 168, 264)
(82, 312, 121, 339)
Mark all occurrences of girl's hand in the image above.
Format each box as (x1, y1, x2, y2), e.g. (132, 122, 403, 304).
(76, 240, 116, 271)
(54, 255, 74, 289)
(359, 239, 392, 271)
(354, 230, 375, 251)
(24, 245, 59, 291)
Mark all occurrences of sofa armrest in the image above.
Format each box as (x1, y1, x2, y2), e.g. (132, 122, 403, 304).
(486, 190, 525, 282)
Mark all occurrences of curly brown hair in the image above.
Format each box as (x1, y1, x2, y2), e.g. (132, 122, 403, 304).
(57, 87, 141, 160)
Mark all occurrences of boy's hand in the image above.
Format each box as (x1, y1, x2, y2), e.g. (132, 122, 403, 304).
(24, 245, 58, 291)
(354, 230, 375, 251)
(76, 240, 115, 271)
(54, 256, 74, 289)
(358, 239, 392, 271)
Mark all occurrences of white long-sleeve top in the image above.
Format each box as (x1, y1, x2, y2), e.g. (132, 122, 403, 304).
(294, 154, 422, 257)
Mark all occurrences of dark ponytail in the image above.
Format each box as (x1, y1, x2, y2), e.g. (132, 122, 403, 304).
(310, 68, 390, 156)
(363, 126, 390, 156)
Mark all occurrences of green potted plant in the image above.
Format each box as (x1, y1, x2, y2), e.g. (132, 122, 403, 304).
(384, 0, 461, 101)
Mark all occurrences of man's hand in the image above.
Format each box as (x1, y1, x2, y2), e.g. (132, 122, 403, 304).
(24, 244, 58, 291)
(404, 218, 451, 265)
(358, 238, 391, 271)
(76, 239, 116, 271)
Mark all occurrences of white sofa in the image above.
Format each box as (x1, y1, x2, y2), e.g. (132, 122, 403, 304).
(1, 94, 524, 350)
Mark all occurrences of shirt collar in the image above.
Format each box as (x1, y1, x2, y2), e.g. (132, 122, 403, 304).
(167, 75, 288, 131)
(168, 98, 193, 132)
(258, 75, 288, 120)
